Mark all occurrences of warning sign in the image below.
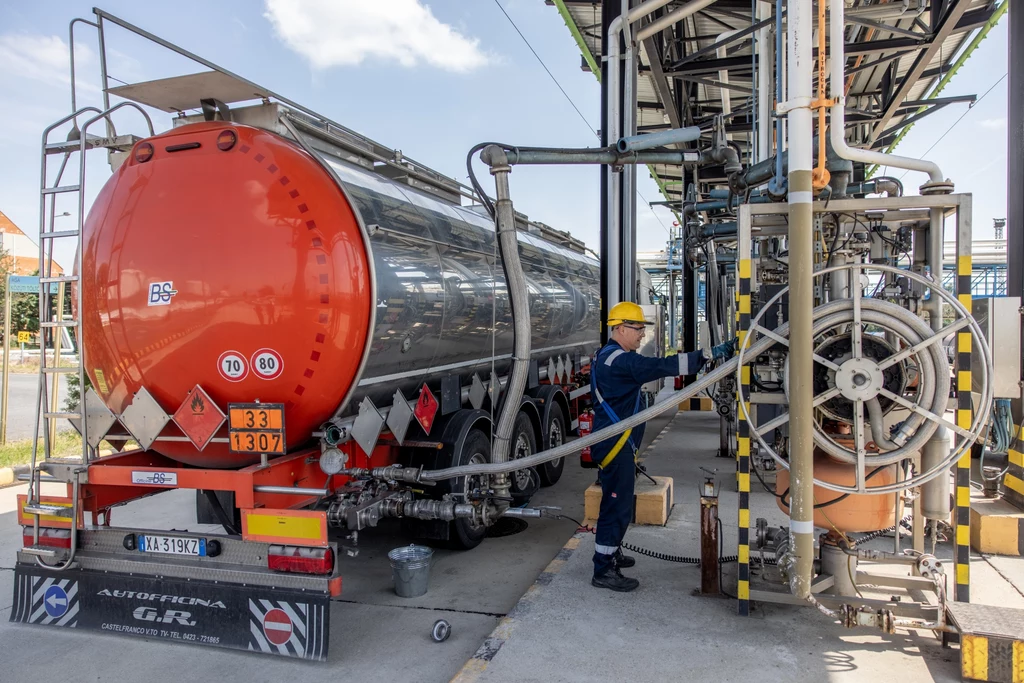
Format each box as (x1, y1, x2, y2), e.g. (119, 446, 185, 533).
(172, 385, 226, 450)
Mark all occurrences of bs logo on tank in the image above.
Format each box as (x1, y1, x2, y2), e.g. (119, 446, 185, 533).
(148, 281, 178, 306)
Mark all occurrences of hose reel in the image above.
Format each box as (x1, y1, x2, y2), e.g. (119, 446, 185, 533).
(736, 263, 993, 495)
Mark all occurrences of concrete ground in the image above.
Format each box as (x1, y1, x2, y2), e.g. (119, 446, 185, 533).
(0, 373, 68, 440)
(454, 412, 1024, 683)
(0, 407, 676, 682)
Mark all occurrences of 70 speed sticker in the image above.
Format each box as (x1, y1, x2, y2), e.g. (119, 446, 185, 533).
(217, 351, 248, 382)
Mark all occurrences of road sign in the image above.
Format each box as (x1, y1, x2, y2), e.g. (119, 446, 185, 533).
(8, 276, 38, 294)
(262, 608, 293, 646)
(17, 331, 30, 344)
(43, 584, 69, 618)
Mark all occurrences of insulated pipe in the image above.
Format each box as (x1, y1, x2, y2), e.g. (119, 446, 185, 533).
(617, 126, 702, 153)
(716, 29, 741, 128)
(756, 1, 773, 162)
(417, 341, 769, 482)
(829, 0, 945, 184)
(606, 0, 676, 309)
(635, 0, 719, 42)
(920, 199, 951, 520)
(480, 145, 529, 502)
(786, 0, 816, 603)
(502, 146, 699, 166)
(768, 0, 786, 195)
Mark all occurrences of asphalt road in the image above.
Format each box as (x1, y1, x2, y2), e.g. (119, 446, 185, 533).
(0, 373, 69, 441)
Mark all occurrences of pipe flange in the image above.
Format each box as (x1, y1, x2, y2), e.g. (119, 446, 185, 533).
(833, 357, 884, 402)
(919, 179, 954, 195)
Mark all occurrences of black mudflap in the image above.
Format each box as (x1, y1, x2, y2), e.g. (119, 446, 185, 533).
(10, 566, 331, 660)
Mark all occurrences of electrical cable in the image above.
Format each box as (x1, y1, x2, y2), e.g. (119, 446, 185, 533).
(897, 72, 1007, 181)
(555, 514, 776, 566)
(492, 0, 598, 137)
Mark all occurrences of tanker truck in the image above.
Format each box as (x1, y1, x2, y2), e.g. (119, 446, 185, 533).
(13, 12, 604, 659)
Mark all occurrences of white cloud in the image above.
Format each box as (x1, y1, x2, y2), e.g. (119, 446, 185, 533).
(263, 0, 490, 73)
(0, 33, 94, 88)
(979, 117, 1007, 130)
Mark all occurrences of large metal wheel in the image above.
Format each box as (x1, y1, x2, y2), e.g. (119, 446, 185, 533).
(735, 263, 993, 495)
(509, 412, 539, 505)
(538, 403, 566, 487)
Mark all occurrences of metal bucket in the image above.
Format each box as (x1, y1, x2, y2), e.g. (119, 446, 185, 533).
(388, 544, 434, 598)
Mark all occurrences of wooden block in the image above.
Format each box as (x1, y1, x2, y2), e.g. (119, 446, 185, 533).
(584, 482, 602, 522)
(584, 476, 675, 526)
(634, 476, 673, 526)
(970, 496, 1024, 556)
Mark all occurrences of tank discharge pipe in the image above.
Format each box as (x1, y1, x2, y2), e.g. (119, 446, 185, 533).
(479, 145, 529, 505)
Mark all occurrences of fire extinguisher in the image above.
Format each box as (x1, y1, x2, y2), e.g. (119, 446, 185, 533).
(578, 409, 596, 468)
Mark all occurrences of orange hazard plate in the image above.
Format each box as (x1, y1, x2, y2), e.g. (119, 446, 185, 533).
(227, 403, 286, 454)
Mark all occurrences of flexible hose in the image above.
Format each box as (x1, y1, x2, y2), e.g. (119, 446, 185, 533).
(419, 339, 772, 482)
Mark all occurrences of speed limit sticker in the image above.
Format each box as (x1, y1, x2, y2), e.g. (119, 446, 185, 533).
(251, 348, 284, 380)
(218, 350, 249, 382)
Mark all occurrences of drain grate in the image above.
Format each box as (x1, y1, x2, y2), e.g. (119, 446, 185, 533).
(486, 517, 529, 538)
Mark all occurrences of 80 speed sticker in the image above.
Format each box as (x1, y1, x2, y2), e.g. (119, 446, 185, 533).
(217, 351, 248, 382)
(250, 349, 284, 380)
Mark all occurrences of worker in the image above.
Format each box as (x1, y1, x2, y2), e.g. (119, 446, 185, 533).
(590, 301, 735, 592)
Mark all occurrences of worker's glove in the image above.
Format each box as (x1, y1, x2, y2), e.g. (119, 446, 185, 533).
(710, 338, 737, 361)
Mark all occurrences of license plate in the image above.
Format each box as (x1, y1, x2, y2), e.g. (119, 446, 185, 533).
(138, 534, 206, 556)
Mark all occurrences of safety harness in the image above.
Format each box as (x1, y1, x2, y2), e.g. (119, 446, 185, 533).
(591, 345, 642, 470)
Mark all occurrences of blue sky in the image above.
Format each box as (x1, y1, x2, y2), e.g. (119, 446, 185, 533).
(0, 1, 1009, 272)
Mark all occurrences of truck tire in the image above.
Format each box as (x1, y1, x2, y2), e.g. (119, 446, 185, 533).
(509, 412, 540, 506)
(447, 428, 491, 550)
(538, 403, 566, 487)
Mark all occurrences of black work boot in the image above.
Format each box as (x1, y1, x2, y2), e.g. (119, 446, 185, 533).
(592, 567, 640, 592)
(613, 549, 636, 568)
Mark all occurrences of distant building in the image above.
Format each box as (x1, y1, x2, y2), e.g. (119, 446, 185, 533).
(0, 210, 64, 276)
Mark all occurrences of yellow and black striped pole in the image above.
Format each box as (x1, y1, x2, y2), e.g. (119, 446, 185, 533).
(955, 198, 973, 602)
(736, 205, 752, 616)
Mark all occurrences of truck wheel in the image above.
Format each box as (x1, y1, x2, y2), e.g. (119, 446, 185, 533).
(509, 412, 539, 506)
(447, 428, 491, 550)
(538, 403, 566, 487)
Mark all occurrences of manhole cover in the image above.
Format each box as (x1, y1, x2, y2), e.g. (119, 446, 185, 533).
(486, 517, 528, 538)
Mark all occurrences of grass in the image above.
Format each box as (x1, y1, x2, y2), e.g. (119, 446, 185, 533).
(0, 431, 138, 469)
(0, 430, 83, 469)
(1, 354, 78, 375)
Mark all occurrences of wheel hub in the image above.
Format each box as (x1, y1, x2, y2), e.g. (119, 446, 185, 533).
(834, 357, 884, 401)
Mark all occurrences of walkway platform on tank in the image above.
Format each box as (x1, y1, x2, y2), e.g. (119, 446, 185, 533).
(450, 412, 1024, 683)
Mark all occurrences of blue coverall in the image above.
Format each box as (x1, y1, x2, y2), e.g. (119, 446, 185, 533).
(590, 341, 705, 576)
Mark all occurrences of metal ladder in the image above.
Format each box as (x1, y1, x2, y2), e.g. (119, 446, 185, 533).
(21, 104, 153, 568)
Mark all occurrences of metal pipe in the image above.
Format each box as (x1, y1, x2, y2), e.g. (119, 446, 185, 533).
(756, 1, 773, 162)
(920, 203, 952, 520)
(828, 0, 945, 185)
(606, 1, 675, 310)
(254, 486, 330, 496)
(786, 0, 816, 603)
(505, 147, 699, 165)
(616, 126, 702, 153)
(769, 0, 786, 195)
(481, 146, 529, 501)
(635, 0, 719, 41)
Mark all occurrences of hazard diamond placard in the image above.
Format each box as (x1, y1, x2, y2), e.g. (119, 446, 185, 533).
(172, 385, 226, 450)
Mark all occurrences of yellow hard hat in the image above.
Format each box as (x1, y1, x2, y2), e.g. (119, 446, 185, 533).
(607, 301, 652, 327)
